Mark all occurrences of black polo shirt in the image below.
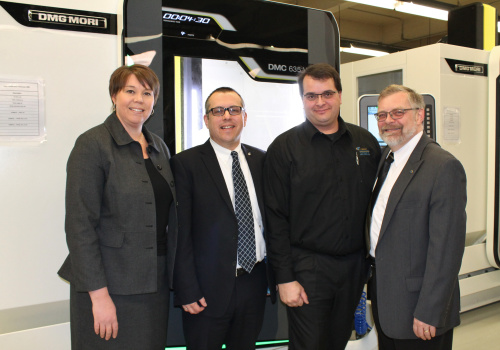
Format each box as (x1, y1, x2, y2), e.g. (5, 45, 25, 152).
(264, 117, 381, 284)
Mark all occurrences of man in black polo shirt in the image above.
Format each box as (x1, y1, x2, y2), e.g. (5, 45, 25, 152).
(264, 63, 381, 349)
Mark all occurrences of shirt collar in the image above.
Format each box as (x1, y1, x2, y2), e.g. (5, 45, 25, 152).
(303, 116, 350, 141)
(210, 138, 242, 158)
(104, 112, 160, 152)
(392, 131, 423, 166)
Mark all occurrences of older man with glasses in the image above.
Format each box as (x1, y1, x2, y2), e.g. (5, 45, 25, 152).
(367, 84, 466, 350)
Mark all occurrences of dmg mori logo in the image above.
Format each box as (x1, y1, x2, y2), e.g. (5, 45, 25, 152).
(28, 10, 107, 28)
(455, 64, 484, 74)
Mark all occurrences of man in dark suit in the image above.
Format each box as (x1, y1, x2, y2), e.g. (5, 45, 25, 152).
(171, 87, 275, 350)
(367, 84, 467, 350)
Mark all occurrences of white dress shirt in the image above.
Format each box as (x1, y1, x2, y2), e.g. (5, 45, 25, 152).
(210, 139, 266, 267)
(370, 131, 423, 257)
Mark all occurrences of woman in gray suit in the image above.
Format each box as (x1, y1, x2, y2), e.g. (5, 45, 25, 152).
(58, 64, 177, 349)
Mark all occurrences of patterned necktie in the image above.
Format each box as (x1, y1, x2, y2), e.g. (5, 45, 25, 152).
(231, 151, 256, 273)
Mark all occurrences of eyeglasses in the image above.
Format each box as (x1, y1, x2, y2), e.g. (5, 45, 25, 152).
(374, 108, 420, 121)
(303, 90, 337, 101)
(208, 106, 244, 117)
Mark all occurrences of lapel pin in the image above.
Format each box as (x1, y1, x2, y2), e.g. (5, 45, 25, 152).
(410, 170, 414, 174)
(248, 152, 251, 156)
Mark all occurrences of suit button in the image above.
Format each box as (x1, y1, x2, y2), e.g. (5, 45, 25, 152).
(232, 261, 236, 267)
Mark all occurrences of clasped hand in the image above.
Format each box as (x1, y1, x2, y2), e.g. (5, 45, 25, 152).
(278, 281, 309, 307)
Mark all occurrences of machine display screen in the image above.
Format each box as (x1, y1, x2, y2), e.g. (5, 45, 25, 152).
(163, 12, 212, 24)
(367, 105, 385, 146)
(162, 10, 222, 39)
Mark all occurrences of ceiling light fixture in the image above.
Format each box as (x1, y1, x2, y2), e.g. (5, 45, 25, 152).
(346, 0, 449, 21)
(340, 45, 389, 57)
(395, 2, 448, 21)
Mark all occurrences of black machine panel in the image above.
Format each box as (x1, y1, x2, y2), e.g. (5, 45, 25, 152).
(123, 0, 341, 347)
(161, 0, 339, 83)
(495, 75, 500, 267)
(124, 0, 340, 154)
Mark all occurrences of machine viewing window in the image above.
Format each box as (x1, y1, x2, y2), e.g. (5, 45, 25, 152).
(357, 70, 403, 98)
(175, 57, 305, 153)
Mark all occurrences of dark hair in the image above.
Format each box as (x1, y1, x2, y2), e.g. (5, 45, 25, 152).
(204, 87, 245, 115)
(109, 64, 160, 105)
(298, 63, 342, 96)
(378, 84, 425, 109)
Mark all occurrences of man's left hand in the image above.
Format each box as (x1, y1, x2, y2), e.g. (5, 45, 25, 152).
(413, 317, 436, 340)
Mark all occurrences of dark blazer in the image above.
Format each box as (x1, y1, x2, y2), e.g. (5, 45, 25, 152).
(171, 140, 276, 317)
(373, 134, 467, 339)
(58, 113, 178, 294)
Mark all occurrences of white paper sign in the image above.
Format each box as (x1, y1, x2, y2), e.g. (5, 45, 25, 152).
(0, 77, 45, 142)
(442, 107, 460, 143)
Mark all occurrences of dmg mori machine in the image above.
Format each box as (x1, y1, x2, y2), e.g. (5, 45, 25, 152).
(5, 1, 499, 349)
(123, 0, 340, 347)
(341, 43, 500, 314)
(124, 0, 340, 156)
(0, 0, 341, 349)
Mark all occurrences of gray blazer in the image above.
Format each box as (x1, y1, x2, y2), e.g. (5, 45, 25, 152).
(58, 113, 177, 295)
(374, 134, 466, 339)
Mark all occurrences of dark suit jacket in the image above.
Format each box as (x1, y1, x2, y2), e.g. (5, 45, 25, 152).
(58, 114, 178, 294)
(373, 134, 467, 339)
(171, 140, 276, 317)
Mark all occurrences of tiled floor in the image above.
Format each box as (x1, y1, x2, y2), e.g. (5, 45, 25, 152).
(261, 301, 500, 349)
(453, 301, 500, 350)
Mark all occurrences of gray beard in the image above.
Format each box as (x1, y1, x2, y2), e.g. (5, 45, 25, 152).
(380, 123, 419, 149)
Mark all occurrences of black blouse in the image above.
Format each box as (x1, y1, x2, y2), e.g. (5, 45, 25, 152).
(145, 157, 173, 256)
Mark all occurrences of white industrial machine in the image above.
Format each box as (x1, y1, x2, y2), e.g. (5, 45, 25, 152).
(0, 1, 123, 349)
(0, 0, 340, 349)
(341, 43, 500, 314)
(3, 0, 499, 348)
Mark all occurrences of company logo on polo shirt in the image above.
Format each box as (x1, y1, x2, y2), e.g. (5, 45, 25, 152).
(455, 64, 483, 74)
(28, 10, 107, 29)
